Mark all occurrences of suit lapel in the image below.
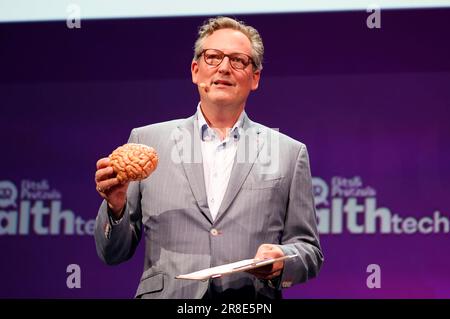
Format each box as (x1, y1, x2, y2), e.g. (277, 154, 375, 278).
(174, 115, 213, 224)
(214, 116, 265, 223)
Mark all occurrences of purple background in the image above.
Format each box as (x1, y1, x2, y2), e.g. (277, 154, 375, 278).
(1, 9, 449, 298)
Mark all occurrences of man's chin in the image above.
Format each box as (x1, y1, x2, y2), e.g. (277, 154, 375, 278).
(208, 93, 236, 105)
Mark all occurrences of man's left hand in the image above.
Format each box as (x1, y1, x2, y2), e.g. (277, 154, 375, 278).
(246, 244, 285, 280)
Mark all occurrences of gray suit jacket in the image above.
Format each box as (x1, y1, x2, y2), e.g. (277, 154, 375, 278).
(94, 111, 323, 299)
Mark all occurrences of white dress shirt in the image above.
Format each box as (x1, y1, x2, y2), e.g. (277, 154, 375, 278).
(197, 105, 245, 221)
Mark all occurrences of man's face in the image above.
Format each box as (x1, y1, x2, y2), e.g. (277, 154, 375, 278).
(191, 28, 261, 108)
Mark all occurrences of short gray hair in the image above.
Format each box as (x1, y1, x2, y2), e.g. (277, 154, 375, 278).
(193, 16, 264, 71)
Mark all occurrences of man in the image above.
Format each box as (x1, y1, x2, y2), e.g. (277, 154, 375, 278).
(94, 16, 323, 299)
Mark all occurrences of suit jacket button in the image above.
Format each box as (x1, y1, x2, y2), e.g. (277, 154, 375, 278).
(210, 228, 219, 236)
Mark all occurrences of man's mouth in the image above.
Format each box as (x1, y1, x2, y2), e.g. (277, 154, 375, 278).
(212, 80, 233, 86)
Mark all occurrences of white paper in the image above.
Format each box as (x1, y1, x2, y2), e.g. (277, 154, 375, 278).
(175, 254, 297, 281)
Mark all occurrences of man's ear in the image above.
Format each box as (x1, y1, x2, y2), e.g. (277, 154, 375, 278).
(191, 60, 199, 84)
(251, 70, 261, 91)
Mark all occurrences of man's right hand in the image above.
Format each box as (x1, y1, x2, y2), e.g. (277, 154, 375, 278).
(95, 158, 129, 219)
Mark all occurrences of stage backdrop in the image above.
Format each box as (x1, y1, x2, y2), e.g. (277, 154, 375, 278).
(1, 9, 449, 298)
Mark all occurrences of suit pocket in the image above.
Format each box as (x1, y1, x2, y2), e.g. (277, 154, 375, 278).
(135, 272, 164, 298)
(242, 177, 283, 190)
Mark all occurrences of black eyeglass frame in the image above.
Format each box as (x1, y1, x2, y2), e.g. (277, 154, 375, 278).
(197, 49, 256, 70)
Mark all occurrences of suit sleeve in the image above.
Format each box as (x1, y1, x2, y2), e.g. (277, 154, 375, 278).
(277, 143, 324, 288)
(94, 129, 143, 265)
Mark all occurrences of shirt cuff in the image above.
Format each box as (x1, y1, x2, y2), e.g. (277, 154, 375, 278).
(107, 203, 126, 225)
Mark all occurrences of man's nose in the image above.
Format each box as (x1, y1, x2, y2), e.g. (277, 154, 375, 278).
(218, 56, 232, 73)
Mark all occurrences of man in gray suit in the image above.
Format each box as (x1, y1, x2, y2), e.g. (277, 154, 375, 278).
(94, 16, 323, 299)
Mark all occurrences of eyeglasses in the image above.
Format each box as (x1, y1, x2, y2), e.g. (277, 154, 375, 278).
(198, 49, 255, 70)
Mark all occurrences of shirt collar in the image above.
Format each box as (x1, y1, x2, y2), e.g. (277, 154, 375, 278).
(197, 103, 245, 142)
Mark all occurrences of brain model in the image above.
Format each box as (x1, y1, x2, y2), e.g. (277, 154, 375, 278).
(109, 143, 158, 183)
